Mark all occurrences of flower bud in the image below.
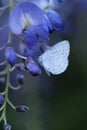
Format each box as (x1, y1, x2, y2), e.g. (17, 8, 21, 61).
(16, 74, 24, 85)
(0, 77, 5, 87)
(15, 63, 26, 71)
(5, 47, 16, 66)
(0, 94, 4, 106)
(4, 123, 11, 130)
(16, 105, 29, 112)
(46, 9, 64, 31)
(25, 57, 41, 76)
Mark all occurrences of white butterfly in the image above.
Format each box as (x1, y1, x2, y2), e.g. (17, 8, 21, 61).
(38, 40, 70, 75)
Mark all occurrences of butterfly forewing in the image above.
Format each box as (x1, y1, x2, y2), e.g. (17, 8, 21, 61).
(38, 40, 70, 75)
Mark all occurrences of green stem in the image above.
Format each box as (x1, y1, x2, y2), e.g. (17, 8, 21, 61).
(9, 83, 22, 90)
(8, 0, 14, 44)
(7, 99, 15, 110)
(3, 64, 10, 124)
(0, 67, 7, 76)
(0, 0, 14, 124)
(0, 60, 7, 66)
(8, 31, 12, 44)
(10, 0, 14, 12)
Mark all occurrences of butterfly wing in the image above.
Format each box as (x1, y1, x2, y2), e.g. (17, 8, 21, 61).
(38, 40, 70, 75)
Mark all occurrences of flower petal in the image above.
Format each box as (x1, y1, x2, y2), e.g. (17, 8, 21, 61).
(47, 0, 63, 9)
(9, 1, 45, 35)
(25, 26, 38, 50)
(5, 47, 16, 66)
(44, 14, 53, 32)
(46, 9, 64, 31)
(19, 43, 33, 57)
(25, 57, 41, 76)
(25, 24, 49, 50)
(9, 4, 25, 35)
(29, 0, 48, 10)
(30, 25, 49, 42)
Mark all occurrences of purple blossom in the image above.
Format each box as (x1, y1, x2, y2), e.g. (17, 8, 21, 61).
(45, 9, 64, 31)
(47, 0, 63, 9)
(25, 25, 49, 49)
(5, 47, 16, 66)
(9, 0, 65, 35)
(30, 0, 63, 10)
(0, 94, 4, 106)
(25, 57, 41, 76)
(0, 0, 70, 129)
(4, 124, 11, 130)
(9, 1, 49, 50)
(30, 0, 64, 32)
(16, 105, 29, 112)
(16, 74, 24, 85)
(9, 1, 47, 35)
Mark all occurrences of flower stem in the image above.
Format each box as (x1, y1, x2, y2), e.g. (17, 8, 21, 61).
(8, 0, 14, 44)
(0, 0, 14, 124)
(10, 0, 14, 12)
(3, 64, 10, 124)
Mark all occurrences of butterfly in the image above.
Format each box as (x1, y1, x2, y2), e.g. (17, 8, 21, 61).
(38, 40, 70, 75)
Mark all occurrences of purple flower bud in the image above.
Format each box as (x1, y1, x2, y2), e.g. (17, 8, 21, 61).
(16, 105, 29, 112)
(0, 77, 5, 87)
(16, 74, 24, 85)
(45, 9, 64, 31)
(4, 123, 11, 130)
(15, 63, 26, 71)
(0, 94, 4, 106)
(25, 57, 41, 76)
(5, 47, 16, 66)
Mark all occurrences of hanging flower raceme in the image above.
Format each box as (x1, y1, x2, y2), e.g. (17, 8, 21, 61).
(9, 1, 50, 50)
(0, 0, 70, 129)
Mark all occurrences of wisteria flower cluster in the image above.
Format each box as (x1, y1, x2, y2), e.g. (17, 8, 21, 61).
(0, 0, 70, 129)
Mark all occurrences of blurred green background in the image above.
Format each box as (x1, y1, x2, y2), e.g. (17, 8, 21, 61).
(1, 0, 87, 130)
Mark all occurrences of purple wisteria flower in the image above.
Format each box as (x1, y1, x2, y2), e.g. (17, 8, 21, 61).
(30, 0, 64, 32)
(16, 74, 24, 85)
(25, 57, 41, 76)
(5, 46, 16, 66)
(0, 0, 70, 129)
(45, 8, 64, 31)
(25, 25, 49, 49)
(9, 1, 49, 50)
(16, 105, 29, 112)
(30, 0, 63, 10)
(4, 123, 11, 130)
